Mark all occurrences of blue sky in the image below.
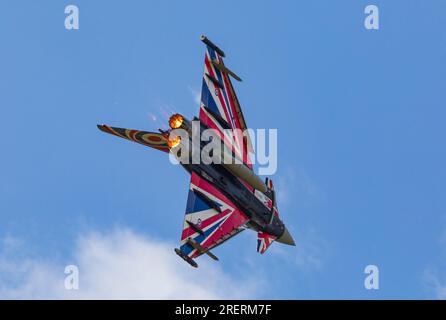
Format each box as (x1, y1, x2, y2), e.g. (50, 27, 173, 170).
(1, 0, 446, 299)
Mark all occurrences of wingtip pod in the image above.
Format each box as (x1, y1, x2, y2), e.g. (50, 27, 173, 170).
(97, 123, 107, 131)
(97, 124, 116, 135)
(174, 248, 198, 268)
(200, 35, 226, 58)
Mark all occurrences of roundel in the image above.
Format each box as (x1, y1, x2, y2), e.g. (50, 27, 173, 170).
(147, 135, 161, 142)
(142, 133, 165, 145)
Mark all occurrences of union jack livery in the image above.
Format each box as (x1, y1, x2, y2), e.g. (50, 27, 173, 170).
(98, 36, 295, 267)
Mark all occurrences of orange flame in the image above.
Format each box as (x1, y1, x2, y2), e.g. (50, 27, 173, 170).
(167, 135, 181, 148)
(169, 114, 184, 129)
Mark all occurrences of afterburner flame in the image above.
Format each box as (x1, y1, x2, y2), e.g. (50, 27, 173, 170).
(167, 135, 181, 148)
(169, 114, 184, 129)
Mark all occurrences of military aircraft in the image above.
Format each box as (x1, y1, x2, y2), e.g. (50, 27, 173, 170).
(97, 36, 295, 267)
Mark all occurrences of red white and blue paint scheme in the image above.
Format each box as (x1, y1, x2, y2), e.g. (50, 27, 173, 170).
(97, 36, 295, 267)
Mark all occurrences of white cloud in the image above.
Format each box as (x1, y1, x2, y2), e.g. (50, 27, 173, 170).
(0, 228, 262, 299)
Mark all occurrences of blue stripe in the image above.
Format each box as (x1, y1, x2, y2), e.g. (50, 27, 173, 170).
(185, 190, 209, 215)
(207, 46, 216, 61)
(185, 189, 222, 215)
(201, 78, 220, 116)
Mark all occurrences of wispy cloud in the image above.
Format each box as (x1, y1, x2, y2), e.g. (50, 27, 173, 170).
(270, 227, 329, 271)
(276, 166, 325, 210)
(273, 166, 329, 271)
(422, 268, 446, 300)
(0, 228, 263, 299)
(421, 222, 446, 300)
(1, 235, 23, 253)
(188, 86, 201, 106)
(147, 105, 178, 130)
(148, 112, 157, 122)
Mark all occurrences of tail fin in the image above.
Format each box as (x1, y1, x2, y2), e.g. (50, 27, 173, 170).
(97, 124, 170, 153)
(257, 231, 277, 254)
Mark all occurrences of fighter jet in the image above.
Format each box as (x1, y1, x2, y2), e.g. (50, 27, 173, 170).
(97, 36, 295, 267)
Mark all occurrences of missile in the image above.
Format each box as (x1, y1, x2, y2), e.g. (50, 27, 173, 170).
(222, 162, 267, 193)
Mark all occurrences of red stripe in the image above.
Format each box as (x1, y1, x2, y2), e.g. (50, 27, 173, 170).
(221, 69, 242, 130)
(200, 208, 248, 250)
(199, 109, 244, 160)
(181, 208, 231, 240)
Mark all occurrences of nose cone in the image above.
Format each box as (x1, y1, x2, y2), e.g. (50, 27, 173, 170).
(276, 227, 296, 246)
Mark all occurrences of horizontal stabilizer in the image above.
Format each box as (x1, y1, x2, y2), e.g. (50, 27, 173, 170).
(257, 231, 277, 254)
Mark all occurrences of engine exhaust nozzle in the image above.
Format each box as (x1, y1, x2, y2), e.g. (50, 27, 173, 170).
(169, 113, 184, 129)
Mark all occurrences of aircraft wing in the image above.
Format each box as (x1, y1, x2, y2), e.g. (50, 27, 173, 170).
(175, 171, 249, 267)
(97, 124, 170, 153)
(198, 36, 254, 169)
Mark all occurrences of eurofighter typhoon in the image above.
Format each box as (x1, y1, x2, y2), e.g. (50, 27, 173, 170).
(98, 36, 295, 267)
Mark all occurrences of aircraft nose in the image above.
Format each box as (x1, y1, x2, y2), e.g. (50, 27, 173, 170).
(276, 227, 296, 246)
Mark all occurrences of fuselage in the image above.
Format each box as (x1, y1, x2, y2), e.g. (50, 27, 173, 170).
(167, 114, 293, 245)
(180, 148, 286, 240)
